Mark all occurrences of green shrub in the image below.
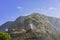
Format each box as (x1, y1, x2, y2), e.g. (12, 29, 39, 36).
(0, 32, 10, 40)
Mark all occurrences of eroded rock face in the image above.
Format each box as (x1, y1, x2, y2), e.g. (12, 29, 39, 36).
(23, 16, 47, 33)
(1, 13, 60, 40)
(10, 32, 60, 40)
(9, 15, 59, 40)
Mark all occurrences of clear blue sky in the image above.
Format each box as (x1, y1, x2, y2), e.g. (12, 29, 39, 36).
(0, 0, 60, 25)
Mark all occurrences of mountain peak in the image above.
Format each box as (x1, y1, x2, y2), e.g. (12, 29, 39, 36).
(0, 13, 60, 34)
(0, 13, 60, 40)
(28, 13, 44, 16)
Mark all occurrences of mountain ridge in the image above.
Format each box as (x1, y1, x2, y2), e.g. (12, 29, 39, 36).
(0, 13, 60, 34)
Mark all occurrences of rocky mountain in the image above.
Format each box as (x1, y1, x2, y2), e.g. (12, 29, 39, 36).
(0, 13, 60, 33)
(0, 13, 60, 40)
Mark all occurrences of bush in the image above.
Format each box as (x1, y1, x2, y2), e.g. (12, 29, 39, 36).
(0, 32, 10, 40)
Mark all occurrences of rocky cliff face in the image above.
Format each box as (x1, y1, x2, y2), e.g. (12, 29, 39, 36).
(11, 32, 60, 40)
(0, 13, 60, 40)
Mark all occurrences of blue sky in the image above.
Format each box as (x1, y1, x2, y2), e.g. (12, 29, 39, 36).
(0, 0, 60, 25)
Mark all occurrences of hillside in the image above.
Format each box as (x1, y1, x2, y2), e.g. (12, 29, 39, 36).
(0, 13, 60, 40)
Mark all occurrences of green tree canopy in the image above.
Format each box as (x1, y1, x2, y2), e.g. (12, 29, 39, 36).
(0, 32, 10, 40)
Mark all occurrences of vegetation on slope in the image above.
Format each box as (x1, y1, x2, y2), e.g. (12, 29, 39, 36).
(0, 32, 11, 40)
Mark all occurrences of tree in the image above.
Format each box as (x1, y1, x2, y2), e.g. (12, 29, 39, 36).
(0, 32, 10, 40)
